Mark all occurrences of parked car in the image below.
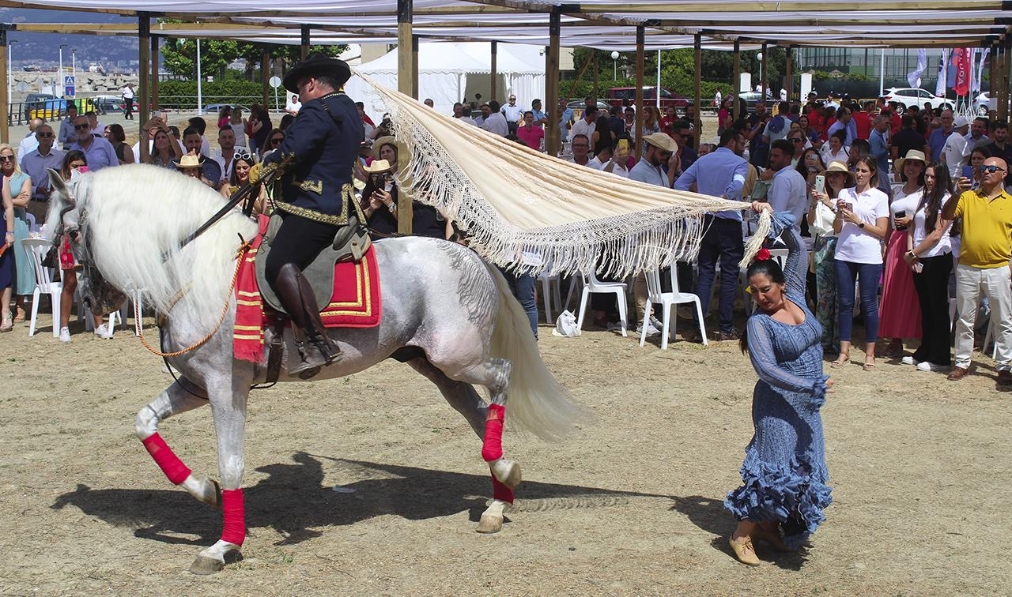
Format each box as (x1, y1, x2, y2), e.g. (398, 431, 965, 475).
(882, 88, 952, 113)
(972, 92, 993, 117)
(23, 93, 58, 120)
(203, 103, 247, 116)
(607, 86, 690, 110)
(91, 95, 124, 114)
(565, 99, 611, 122)
(736, 90, 775, 114)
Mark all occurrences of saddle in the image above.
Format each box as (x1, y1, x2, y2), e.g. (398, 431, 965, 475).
(254, 212, 372, 315)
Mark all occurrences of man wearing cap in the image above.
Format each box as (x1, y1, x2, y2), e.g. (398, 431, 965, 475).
(252, 53, 364, 376)
(942, 155, 1012, 386)
(942, 115, 970, 178)
(675, 129, 749, 341)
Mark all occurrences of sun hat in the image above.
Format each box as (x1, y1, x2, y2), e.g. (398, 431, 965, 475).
(642, 132, 677, 153)
(173, 154, 202, 170)
(282, 53, 352, 94)
(824, 160, 855, 184)
(363, 159, 393, 174)
(894, 149, 927, 174)
(372, 135, 401, 159)
(953, 115, 970, 128)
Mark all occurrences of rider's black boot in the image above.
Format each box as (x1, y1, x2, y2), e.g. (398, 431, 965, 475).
(274, 263, 342, 378)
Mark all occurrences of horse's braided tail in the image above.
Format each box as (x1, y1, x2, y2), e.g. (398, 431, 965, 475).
(486, 264, 591, 441)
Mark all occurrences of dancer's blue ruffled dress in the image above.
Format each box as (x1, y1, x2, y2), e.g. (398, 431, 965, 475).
(724, 214, 832, 549)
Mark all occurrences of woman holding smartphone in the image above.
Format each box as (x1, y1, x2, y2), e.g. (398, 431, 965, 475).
(832, 157, 890, 369)
(808, 160, 848, 356)
(878, 150, 927, 358)
(903, 162, 954, 372)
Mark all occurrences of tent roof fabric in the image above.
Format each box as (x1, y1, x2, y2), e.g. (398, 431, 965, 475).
(1, 0, 1007, 49)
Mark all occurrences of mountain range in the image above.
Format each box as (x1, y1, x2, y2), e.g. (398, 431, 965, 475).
(1, 8, 140, 71)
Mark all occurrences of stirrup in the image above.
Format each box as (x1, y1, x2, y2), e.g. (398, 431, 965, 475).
(288, 338, 342, 379)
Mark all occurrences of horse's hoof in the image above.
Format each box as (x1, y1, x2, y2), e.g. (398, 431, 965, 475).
(189, 555, 224, 575)
(490, 459, 522, 490)
(476, 512, 503, 534)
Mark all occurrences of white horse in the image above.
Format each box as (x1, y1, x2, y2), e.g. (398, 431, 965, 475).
(45, 165, 585, 574)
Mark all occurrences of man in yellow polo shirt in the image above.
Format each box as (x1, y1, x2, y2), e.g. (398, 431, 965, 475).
(942, 156, 1012, 385)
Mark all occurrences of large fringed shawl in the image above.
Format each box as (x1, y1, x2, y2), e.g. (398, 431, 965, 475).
(362, 75, 770, 276)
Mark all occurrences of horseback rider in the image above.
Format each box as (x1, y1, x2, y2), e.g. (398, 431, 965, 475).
(250, 54, 364, 376)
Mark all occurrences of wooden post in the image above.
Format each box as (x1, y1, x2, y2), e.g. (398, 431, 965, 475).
(150, 34, 159, 110)
(990, 41, 998, 120)
(412, 34, 419, 99)
(300, 25, 310, 61)
(0, 28, 8, 144)
(490, 41, 498, 103)
(261, 50, 269, 113)
(693, 33, 702, 148)
(1005, 38, 1012, 122)
(397, 0, 414, 97)
(545, 10, 560, 156)
(635, 25, 645, 158)
(786, 45, 794, 102)
(732, 38, 741, 122)
(397, 0, 414, 234)
(138, 14, 150, 129)
(761, 42, 768, 102)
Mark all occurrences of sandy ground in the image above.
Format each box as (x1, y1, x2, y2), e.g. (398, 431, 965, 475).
(1, 295, 1009, 596)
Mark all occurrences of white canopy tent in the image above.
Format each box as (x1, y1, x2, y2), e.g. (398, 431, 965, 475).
(344, 42, 546, 118)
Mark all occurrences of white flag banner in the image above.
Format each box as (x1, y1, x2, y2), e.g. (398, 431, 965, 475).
(973, 47, 989, 96)
(908, 49, 928, 89)
(968, 48, 980, 99)
(936, 49, 950, 97)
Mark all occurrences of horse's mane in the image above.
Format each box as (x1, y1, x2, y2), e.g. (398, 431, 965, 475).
(49, 164, 259, 333)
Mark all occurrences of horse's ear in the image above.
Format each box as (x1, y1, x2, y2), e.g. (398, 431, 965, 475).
(47, 169, 73, 205)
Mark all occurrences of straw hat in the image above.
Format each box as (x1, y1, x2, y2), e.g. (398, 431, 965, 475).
(174, 154, 202, 170)
(894, 149, 927, 174)
(372, 135, 400, 159)
(642, 132, 677, 153)
(363, 159, 393, 174)
(824, 160, 855, 184)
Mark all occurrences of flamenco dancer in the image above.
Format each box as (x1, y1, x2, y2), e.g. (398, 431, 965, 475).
(725, 202, 833, 566)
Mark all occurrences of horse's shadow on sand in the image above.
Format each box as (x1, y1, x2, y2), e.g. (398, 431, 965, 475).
(52, 452, 806, 569)
(51, 452, 658, 547)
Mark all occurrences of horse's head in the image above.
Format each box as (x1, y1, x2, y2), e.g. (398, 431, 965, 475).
(45, 169, 126, 316)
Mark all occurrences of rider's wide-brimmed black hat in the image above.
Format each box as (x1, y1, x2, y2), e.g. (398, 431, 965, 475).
(282, 54, 352, 93)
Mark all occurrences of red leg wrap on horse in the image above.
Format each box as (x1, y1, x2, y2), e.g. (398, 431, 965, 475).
(481, 404, 505, 462)
(141, 432, 192, 486)
(221, 489, 246, 546)
(491, 474, 514, 504)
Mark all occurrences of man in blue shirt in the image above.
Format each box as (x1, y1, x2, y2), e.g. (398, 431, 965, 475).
(675, 128, 749, 341)
(928, 109, 955, 161)
(69, 115, 118, 172)
(826, 106, 858, 148)
(869, 115, 892, 194)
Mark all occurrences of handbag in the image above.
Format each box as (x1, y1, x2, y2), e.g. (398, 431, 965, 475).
(809, 201, 836, 236)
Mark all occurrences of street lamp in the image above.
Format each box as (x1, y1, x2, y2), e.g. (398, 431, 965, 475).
(756, 52, 763, 95)
(71, 48, 77, 84)
(59, 44, 67, 98)
(7, 39, 17, 105)
(611, 51, 619, 80)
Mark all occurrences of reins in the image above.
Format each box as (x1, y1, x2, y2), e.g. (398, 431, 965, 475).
(138, 237, 253, 358)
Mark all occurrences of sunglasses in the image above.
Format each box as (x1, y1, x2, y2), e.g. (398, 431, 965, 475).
(270, 137, 283, 145)
(234, 151, 253, 161)
(980, 164, 1006, 173)
(37, 132, 54, 138)
(75, 123, 90, 130)
(0, 156, 13, 162)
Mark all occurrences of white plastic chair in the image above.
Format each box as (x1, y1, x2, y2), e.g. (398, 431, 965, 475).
(25, 212, 37, 233)
(575, 269, 628, 337)
(21, 238, 61, 337)
(537, 271, 563, 324)
(640, 267, 708, 349)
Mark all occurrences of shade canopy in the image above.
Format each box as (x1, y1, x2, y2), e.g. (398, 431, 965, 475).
(2, 0, 1008, 49)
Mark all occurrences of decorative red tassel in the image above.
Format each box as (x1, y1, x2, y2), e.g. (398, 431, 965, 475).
(481, 404, 505, 462)
(141, 433, 192, 485)
(221, 488, 246, 546)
